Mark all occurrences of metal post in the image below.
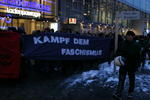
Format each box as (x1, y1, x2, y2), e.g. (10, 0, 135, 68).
(56, 0, 61, 31)
(97, 0, 100, 22)
(113, 0, 119, 72)
(115, 19, 119, 53)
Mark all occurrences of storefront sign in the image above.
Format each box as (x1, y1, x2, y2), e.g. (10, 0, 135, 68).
(7, 8, 41, 17)
(0, 0, 52, 13)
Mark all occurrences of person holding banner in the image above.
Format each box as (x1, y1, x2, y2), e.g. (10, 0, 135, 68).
(113, 31, 141, 100)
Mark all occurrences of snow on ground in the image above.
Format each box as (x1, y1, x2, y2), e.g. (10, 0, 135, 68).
(144, 60, 150, 70)
(61, 60, 150, 94)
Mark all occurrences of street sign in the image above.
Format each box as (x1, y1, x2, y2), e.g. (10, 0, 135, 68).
(117, 11, 140, 20)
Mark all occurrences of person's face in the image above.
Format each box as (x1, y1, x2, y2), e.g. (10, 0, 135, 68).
(126, 35, 134, 41)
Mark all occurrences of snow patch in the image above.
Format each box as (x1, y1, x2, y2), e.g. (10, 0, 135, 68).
(142, 88, 149, 92)
(62, 61, 150, 94)
(106, 77, 118, 83)
(135, 75, 150, 93)
(85, 80, 94, 86)
(63, 62, 118, 88)
(82, 70, 99, 80)
(144, 60, 150, 70)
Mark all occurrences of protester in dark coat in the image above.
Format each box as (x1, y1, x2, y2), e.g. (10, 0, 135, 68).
(139, 36, 148, 68)
(7, 27, 18, 32)
(113, 31, 141, 100)
(18, 23, 26, 35)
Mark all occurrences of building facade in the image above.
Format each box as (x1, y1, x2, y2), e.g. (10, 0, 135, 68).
(82, 0, 150, 35)
(0, 0, 57, 34)
(58, 0, 84, 32)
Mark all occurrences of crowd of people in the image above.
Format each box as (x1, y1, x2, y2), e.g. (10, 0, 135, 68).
(1, 26, 150, 79)
(1, 26, 150, 64)
(1, 25, 150, 100)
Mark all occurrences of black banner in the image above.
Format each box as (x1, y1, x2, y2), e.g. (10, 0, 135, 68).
(23, 33, 112, 60)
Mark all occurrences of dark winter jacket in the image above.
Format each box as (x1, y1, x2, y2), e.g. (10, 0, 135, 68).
(117, 40, 141, 71)
(146, 39, 150, 53)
